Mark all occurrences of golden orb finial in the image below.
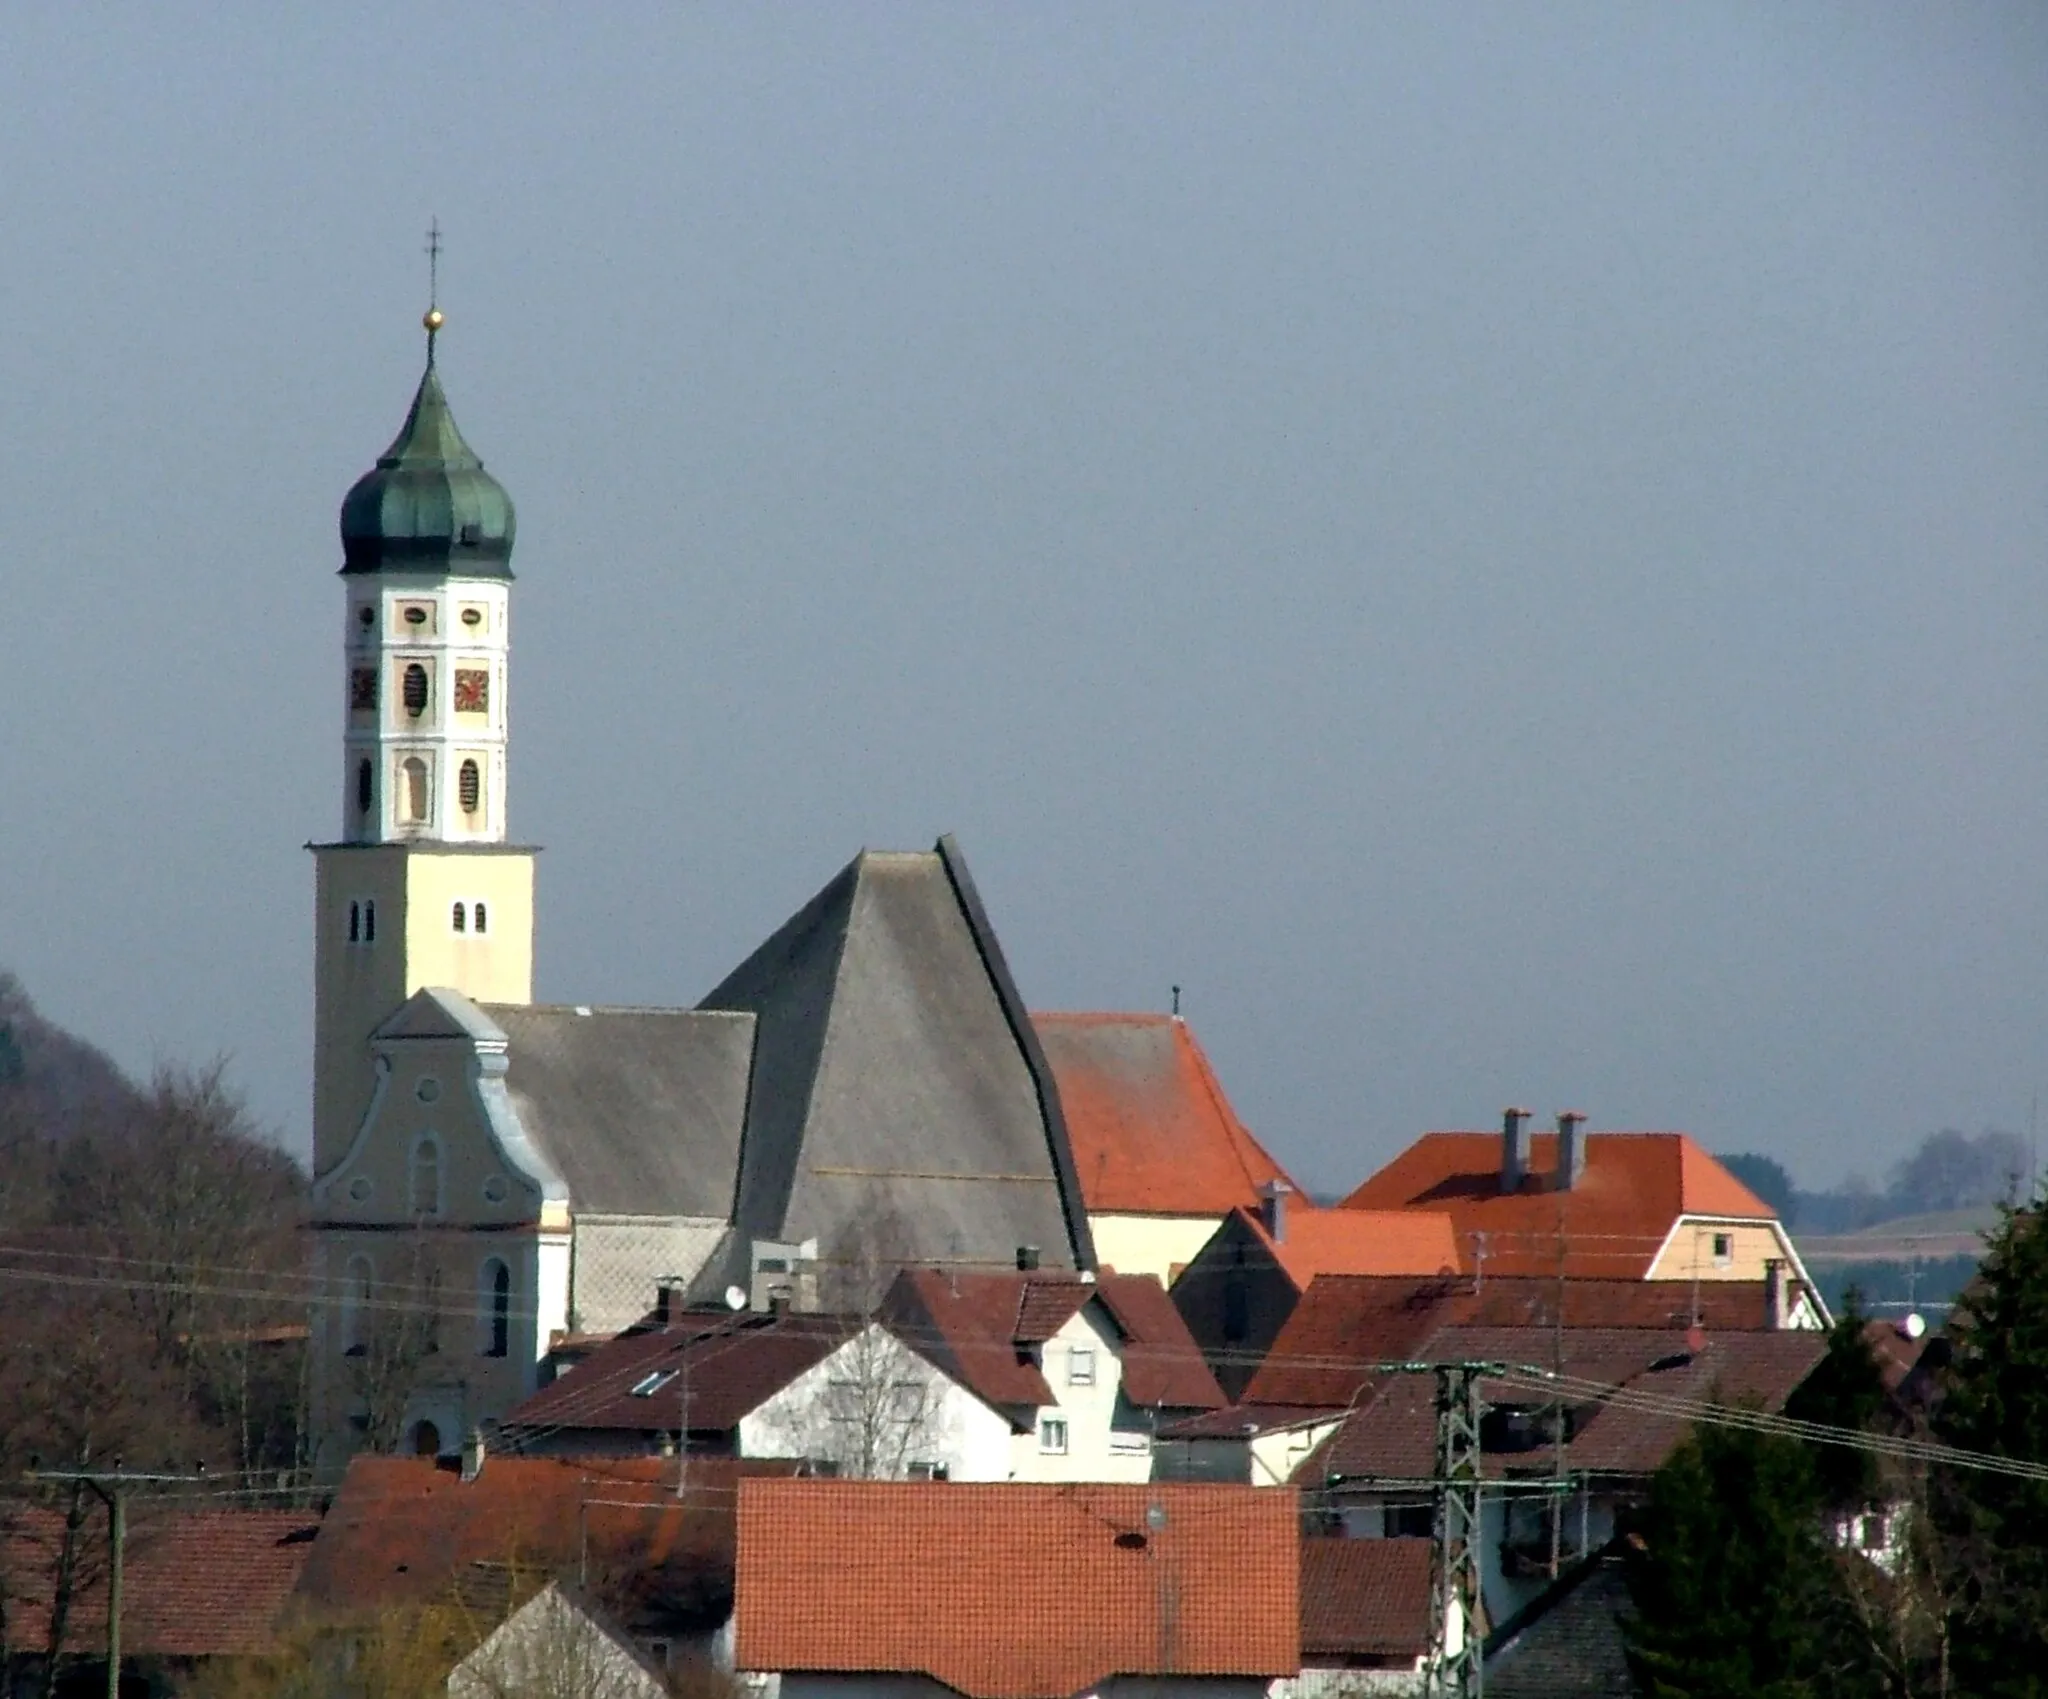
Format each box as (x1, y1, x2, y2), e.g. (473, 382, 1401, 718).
(424, 306, 445, 333)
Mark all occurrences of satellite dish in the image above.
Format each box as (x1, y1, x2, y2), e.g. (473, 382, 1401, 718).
(1902, 1312, 1927, 1341)
(724, 1285, 749, 1313)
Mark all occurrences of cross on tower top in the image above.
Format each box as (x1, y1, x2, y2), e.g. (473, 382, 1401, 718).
(423, 217, 445, 357)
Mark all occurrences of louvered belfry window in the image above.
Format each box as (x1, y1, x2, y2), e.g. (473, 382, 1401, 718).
(458, 758, 481, 814)
(402, 663, 429, 717)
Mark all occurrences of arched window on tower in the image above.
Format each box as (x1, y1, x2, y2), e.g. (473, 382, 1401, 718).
(401, 758, 429, 824)
(356, 757, 373, 816)
(452, 902, 467, 934)
(410, 1136, 442, 1219)
(474, 902, 488, 935)
(341, 1254, 373, 1355)
(458, 758, 481, 816)
(402, 663, 429, 718)
(348, 901, 360, 943)
(363, 899, 376, 943)
(480, 1258, 511, 1358)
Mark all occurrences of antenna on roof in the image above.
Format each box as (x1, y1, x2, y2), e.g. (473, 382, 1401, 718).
(1170, 985, 1181, 1018)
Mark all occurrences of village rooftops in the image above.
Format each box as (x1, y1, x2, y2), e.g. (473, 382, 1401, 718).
(735, 1480, 1299, 1699)
(1340, 1129, 1783, 1280)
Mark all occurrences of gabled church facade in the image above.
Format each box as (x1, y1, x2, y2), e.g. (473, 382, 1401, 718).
(307, 310, 1297, 1471)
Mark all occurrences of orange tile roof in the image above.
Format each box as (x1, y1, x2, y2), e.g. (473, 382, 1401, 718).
(1035, 1013, 1297, 1217)
(735, 1481, 1298, 1698)
(1233, 1203, 1464, 1290)
(1339, 1132, 1775, 1280)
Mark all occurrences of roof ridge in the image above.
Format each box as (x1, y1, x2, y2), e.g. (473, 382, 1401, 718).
(1175, 1020, 1298, 1200)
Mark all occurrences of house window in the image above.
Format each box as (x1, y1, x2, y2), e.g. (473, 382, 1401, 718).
(890, 1381, 925, 1419)
(458, 758, 482, 813)
(410, 1136, 442, 1219)
(1388, 1502, 1433, 1538)
(452, 901, 467, 934)
(1068, 1346, 1096, 1386)
(341, 1254, 373, 1355)
(480, 1258, 511, 1358)
(1712, 1232, 1734, 1265)
(474, 902, 488, 935)
(907, 1461, 949, 1481)
(402, 662, 429, 717)
(355, 757, 373, 815)
(1039, 1417, 1069, 1455)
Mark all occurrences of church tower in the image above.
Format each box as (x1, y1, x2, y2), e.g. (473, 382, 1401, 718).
(311, 298, 536, 1176)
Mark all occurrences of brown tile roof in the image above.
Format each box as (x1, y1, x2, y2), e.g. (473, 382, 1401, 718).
(1314, 1326, 1827, 1483)
(503, 1308, 851, 1438)
(295, 1454, 795, 1630)
(1243, 1275, 1783, 1408)
(1035, 1013, 1297, 1217)
(884, 1268, 1226, 1415)
(735, 1481, 1299, 1697)
(1, 1507, 318, 1657)
(1340, 1132, 1776, 1279)
(1233, 1204, 1464, 1289)
(1300, 1536, 1434, 1661)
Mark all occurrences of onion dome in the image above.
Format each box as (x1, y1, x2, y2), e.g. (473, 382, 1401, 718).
(339, 317, 515, 577)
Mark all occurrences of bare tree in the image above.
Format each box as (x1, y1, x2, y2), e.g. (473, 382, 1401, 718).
(343, 1235, 445, 1454)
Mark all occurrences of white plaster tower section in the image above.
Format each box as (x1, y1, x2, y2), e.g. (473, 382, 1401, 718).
(342, 574, 511, 843)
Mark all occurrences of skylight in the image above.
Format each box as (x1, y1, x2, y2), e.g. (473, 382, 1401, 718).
(629, 1370, 678, 1398)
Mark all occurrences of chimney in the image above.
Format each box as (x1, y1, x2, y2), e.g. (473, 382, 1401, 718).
(1016, 1245, 1040, 1271)
(1259, 1179, 1293, 1242)
(460, 1427, 485, 1483)
(1763, 1258, 1788, 1330)
(1555, 1112, 1587, 1190)
(1501, 1108, 1532, 1194)
(655, 1279, 683, 1326)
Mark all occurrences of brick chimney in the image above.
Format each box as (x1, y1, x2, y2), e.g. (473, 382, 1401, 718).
(1501, 1108, 1532, 1194)
(1555, 1112, 1588, 1190)
(1764, 1258, 1789, 1330)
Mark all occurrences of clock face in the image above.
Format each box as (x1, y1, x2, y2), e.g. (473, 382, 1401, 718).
(454, 669, 490, 714)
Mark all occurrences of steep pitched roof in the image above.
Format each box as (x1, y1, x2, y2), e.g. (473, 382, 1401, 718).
(1033, 1013, 1297, 1217)
(1242, 1275, 1784, 1408)
(1, 1508, 318, 1657)
(1300, 1536, 1434, 1662)
(883, 1267, 1226, 1414)
(296, 1455, 796, 1629)
(483, 1004, 755, 1218)
(1314, 1326, 1827, 1482)
(1339, 1132, 1776, 1279)
(698, 838, 1092, 1273)
(735, 1481, 1298, 1698)
(501, 1309, 855, 1438)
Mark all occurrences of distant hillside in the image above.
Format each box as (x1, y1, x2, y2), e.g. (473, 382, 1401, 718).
(0, 969, 143, 1137)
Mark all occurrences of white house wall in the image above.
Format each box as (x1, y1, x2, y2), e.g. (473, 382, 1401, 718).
(1009, 1303, 1157, 1483)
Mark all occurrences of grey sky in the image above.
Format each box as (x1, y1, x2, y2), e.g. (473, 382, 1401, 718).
(3, 5, 2044, 1192)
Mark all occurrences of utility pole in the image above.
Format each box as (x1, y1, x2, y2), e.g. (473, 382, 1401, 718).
(27, 1467, 207, 1699)
(1427, 1364, 1487, 1699)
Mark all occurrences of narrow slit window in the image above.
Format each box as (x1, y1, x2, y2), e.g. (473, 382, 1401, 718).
(481, 1259, 511, 1358)
(402, 662, 429, 717)
(452, 901, 467, 934)
(474, 902, 488, 935)
(348, 901, 360, 943)
(341, 1255, 373, 1355)
(363, 900, 376, 943)
(411, 1137, 442, 1218)
(355, 757, 373, 815)
(458, 758, 481, 814)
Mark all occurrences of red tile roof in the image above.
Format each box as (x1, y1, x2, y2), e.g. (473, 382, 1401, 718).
(1339, 1132, 1776, 1279)
(1242, 1274, 1783, 1408)
(1314, 1326, 1827, 1482)
(1, 1508, 318, 1657)
(1231, 1204, 1464, 1291)
(885, 1268, 1226, 1414)
(1300, 1537, 1434, 1662)
(296, 1454, 794, 1626)
(503, 1308, 850, 1437)
(1035, 1013, 1297, 1217)
(735, 1481, 1299, 1697)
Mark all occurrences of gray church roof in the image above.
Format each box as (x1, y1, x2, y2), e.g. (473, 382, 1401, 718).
(697, 835, 1094, 1273)
(481, 1004, 754, 1219)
